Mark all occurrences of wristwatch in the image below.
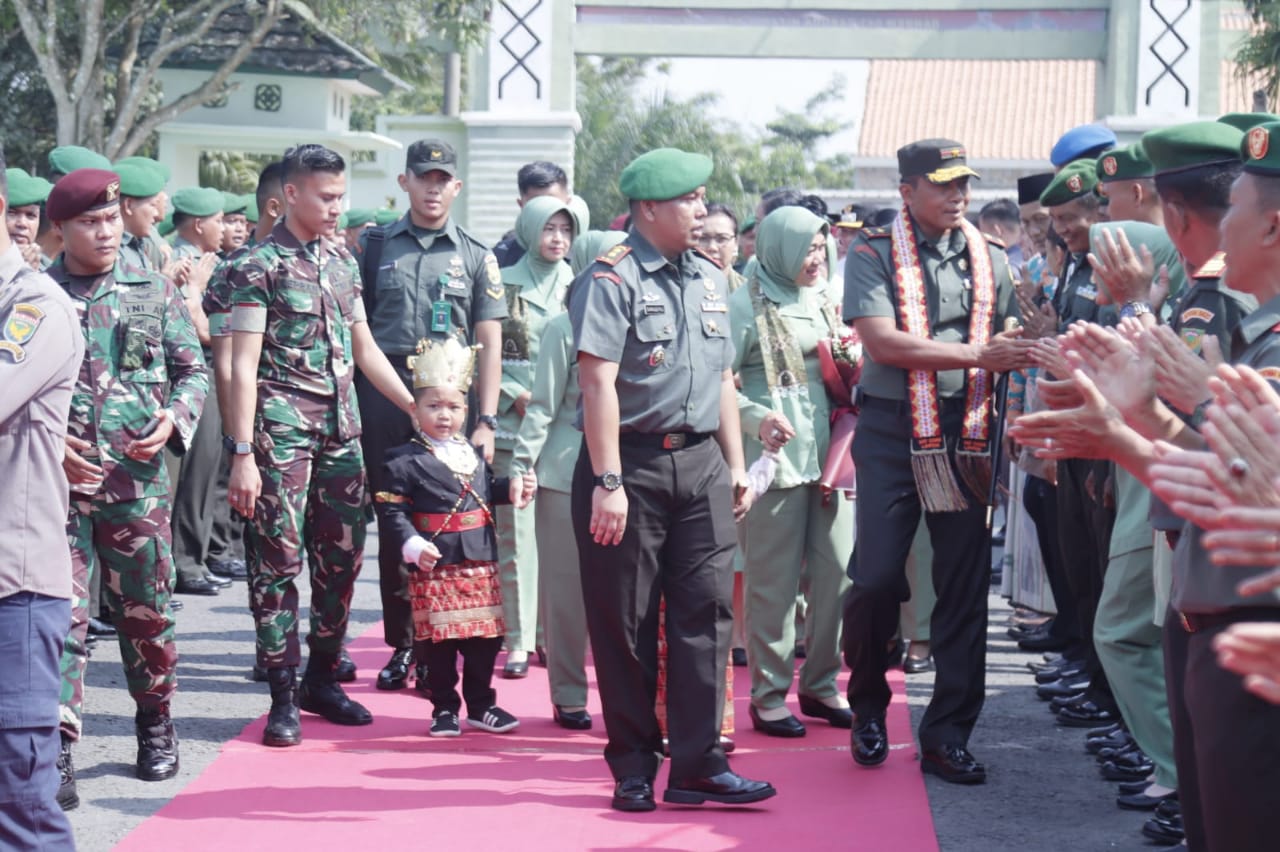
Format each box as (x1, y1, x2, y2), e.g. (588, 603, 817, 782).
(1119, 300, 1152, 320)
(592, 471, 623, 491)
(222, 434, 253, 456)
(476, 414, 499, 430)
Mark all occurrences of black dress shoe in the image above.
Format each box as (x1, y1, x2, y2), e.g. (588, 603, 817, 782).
(414, 661, 431, 697)
(502, 657, 529, 679)
(1086, 721, 1124, 738)
(904, 655, 934, 674)
(87, 616, 117, 636)
(376, 647, 413, 690)
(1117, 779, 1152, 795)
(1057, 700, 1118, 728)
(1034, 662, 1085, 684)
(1017, 632, 1070, 652)
(720, 736, 735, 754)
(298, 680, 373, 726)
(553, 706, 592, 730)
(664, 771, 776, 805)
(1117, 789, 1176, 810)
(731, 647, 748, 667)
(207, 558, 248, 580)
(921, 744, 986, 785)
(1037, 677, 1090, 700)
(1049, 692, 1089, 713)
(135, 704, 179, 781)
(174, 575, 221, 596)
(851, 715, 888, 767)
(797, 694, 852, 728)
(202, 571, 233, 589)
(612, 776, 655, 812)
(1101, 758, 1155, 782)
(1142, 801, 1184, 845)
(335, 647, 357, 683)
(749, 704, 806, 738)
(264, 667, 301, 747)
(1085, 729, 1132, 754)
(1095, 741, 1140, 762)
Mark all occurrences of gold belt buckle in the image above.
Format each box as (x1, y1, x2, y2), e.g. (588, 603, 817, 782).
(663, 433, 686, 450)
(1180, 612, 1195, 633)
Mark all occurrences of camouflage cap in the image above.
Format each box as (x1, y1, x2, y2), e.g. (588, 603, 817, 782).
(5, 168, 54, 208)
(619, 148, 714, 201)
(1142, 121, 1244, 177)
(46, 168, 122, 221)
(1039, 160, 1098, 207)
(47, 145, 111, 177)
(1095, 143, 1154, 183)
(170, 187, 224, 217)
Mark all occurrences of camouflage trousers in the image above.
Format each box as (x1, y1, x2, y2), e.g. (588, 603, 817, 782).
(246, 422, 366, 669)
(59, 496, 178, 741)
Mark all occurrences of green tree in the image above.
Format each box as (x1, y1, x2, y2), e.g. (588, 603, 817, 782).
(1235, 0, 1280, 107)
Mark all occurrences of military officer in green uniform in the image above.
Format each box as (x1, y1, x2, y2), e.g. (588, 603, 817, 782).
(355, 139, 507, 691)
(4, 168, 52, 270)
(224, 145, 415, 747)
(842, 139, 1028, 784)
(1095, 142, 1163, 226)
(114, 158, 169, 273)
(220, 191, 249, 254)
(169, 187, 224, 262)
(570, 147, 774, 812)
(49, 168, 208, 787)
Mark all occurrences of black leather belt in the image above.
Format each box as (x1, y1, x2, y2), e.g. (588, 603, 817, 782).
(1177, 606, 1280, 633)
(619, 431, 711, 451)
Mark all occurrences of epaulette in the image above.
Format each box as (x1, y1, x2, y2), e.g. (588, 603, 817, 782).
(1193, 252, 1226, 280)
(597, 244, 632, 266)
(592, 270, 622, 285)
(693, 246, 723, 270)
(862, 226, 891, 239)
(984, 235, 1006, 250)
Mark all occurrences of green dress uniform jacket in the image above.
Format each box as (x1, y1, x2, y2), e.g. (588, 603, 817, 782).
(510, 312, 579, 494)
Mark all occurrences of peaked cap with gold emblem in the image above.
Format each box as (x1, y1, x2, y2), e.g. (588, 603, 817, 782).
(46, 168, 121, 221)
(406, 139, 458, 177)
(897, 138, 980, 184)
(409, 337, 481, 392)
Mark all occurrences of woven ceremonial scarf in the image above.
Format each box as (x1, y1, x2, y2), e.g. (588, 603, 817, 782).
(890, 208, 997, 512)
(750, 278, 842, 400)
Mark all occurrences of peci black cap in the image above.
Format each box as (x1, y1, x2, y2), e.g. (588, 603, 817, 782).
(1017, 172, 1054, 205)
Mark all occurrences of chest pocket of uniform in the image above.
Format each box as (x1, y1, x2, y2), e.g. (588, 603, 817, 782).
(271, 279, 323, 348)
(700, 314, 729, 370)
(633, 309, 675, 371)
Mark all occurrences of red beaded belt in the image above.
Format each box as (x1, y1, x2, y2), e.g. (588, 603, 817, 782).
(412, 511, 487, 534)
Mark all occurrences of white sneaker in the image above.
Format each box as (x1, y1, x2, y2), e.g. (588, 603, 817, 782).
(467, 706, 519, 733)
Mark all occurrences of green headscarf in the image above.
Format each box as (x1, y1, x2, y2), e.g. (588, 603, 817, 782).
(748, 207, 842, 396)
(570, 229, 628, 277)
(513, 195, 575, 264)
(567, 194, 591, 238)
(1088, 220, 1186, 312)
(501, 195, 577, 362)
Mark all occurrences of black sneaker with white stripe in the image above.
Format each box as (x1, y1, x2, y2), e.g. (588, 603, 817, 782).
(430, 710, 461, 737)
(467, 706, 519, 733)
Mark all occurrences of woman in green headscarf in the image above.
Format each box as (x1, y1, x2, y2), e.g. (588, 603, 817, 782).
(510, 229, 625, 728)
(494, 194, 579, 677)
(728, 206, 854, 738)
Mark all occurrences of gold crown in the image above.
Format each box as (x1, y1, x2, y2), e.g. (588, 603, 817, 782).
(407, 337, 480, 392)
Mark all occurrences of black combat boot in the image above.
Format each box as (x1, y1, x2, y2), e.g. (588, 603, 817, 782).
(56, 732, 79, 810)
(263, 666, 302, 747)
(299, 652, 373, 726)
(135, 703, 180, 781)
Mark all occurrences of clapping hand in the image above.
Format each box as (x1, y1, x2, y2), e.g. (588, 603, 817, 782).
(1148, 325, 1220, 416)
(1086, 227, 1155, 306)
(1214, 623, 1280, 705)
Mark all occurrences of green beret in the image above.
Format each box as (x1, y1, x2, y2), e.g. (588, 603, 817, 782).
(113, 160, 166, 198)
(1240, 121, 1280, 176)
(374, 208, 401, 226)
(618, 148, 713, 201)
(157, 212, 175, 237)
(1142, 121, 1243, 177)
(1039, 160, 1098, 207)
(1096, 143, 1153, 183)
(170, 187, 224, 218)
(221, 191, 248, 216)
(1218, 112, 1280, 133)
(5, 168, 53, 208)
(343, 208, 376, 229)
(739, 214, 757, 234)
(114, 156, 171, 184)
(47, 146, 110, 177)
(337, 213, 349, 230)
(242, 195, 259, 224)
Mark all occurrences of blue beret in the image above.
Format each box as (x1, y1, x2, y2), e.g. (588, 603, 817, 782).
(1051, 124, 1118, 168)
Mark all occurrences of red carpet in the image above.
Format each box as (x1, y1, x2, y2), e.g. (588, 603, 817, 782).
(115, 626, 938, 851)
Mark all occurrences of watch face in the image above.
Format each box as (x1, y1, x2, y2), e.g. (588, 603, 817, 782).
(599, 471, 622, 491)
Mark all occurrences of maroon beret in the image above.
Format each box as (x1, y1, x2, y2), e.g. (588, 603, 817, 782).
(46, 168, 122, 221)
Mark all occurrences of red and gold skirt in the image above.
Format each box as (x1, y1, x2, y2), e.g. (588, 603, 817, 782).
(655, 597, 735, 737)
(407, 560, 505, 644)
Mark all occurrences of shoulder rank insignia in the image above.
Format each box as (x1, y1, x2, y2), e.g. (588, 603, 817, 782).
(1181, 307, 1214, 324)
(984, 235, 1006, 250)
(863, 227, 891, 239)
(592, 270, 622, 285)
(0, 302, 46, 363)
(597, 244, 632, 266)
(1193, 252, 1226, 280)
(693, 246, 723, 269)
(374, 491, 410, 504)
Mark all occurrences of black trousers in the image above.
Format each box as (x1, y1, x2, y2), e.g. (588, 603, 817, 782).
(573, 436, 736, 782)
(1056, 458, 1116, 706)
(424, 636, 501, 717)
(1022, 474, 1082, 649)
(841, 398, 991, 750)
(1164, 606, 1280, 852)
(355, 368, 417, 650)
(171, 373, 223, 582)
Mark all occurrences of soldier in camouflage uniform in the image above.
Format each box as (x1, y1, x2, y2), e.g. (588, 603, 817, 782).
(224, 145, 415, 747)
(48, 169, 208, 785)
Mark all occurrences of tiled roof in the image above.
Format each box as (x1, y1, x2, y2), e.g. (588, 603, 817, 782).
(858, 59, 1097, 161)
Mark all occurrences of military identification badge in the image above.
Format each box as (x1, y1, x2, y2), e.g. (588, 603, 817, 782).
(484, 253, 502, 285)
(649, 345, 666, 367)
(0, 302, 45, 362)
(431, 300, 451, 333)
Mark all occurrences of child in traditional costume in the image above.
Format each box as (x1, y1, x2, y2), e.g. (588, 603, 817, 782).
(375, 338, 537, 737)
